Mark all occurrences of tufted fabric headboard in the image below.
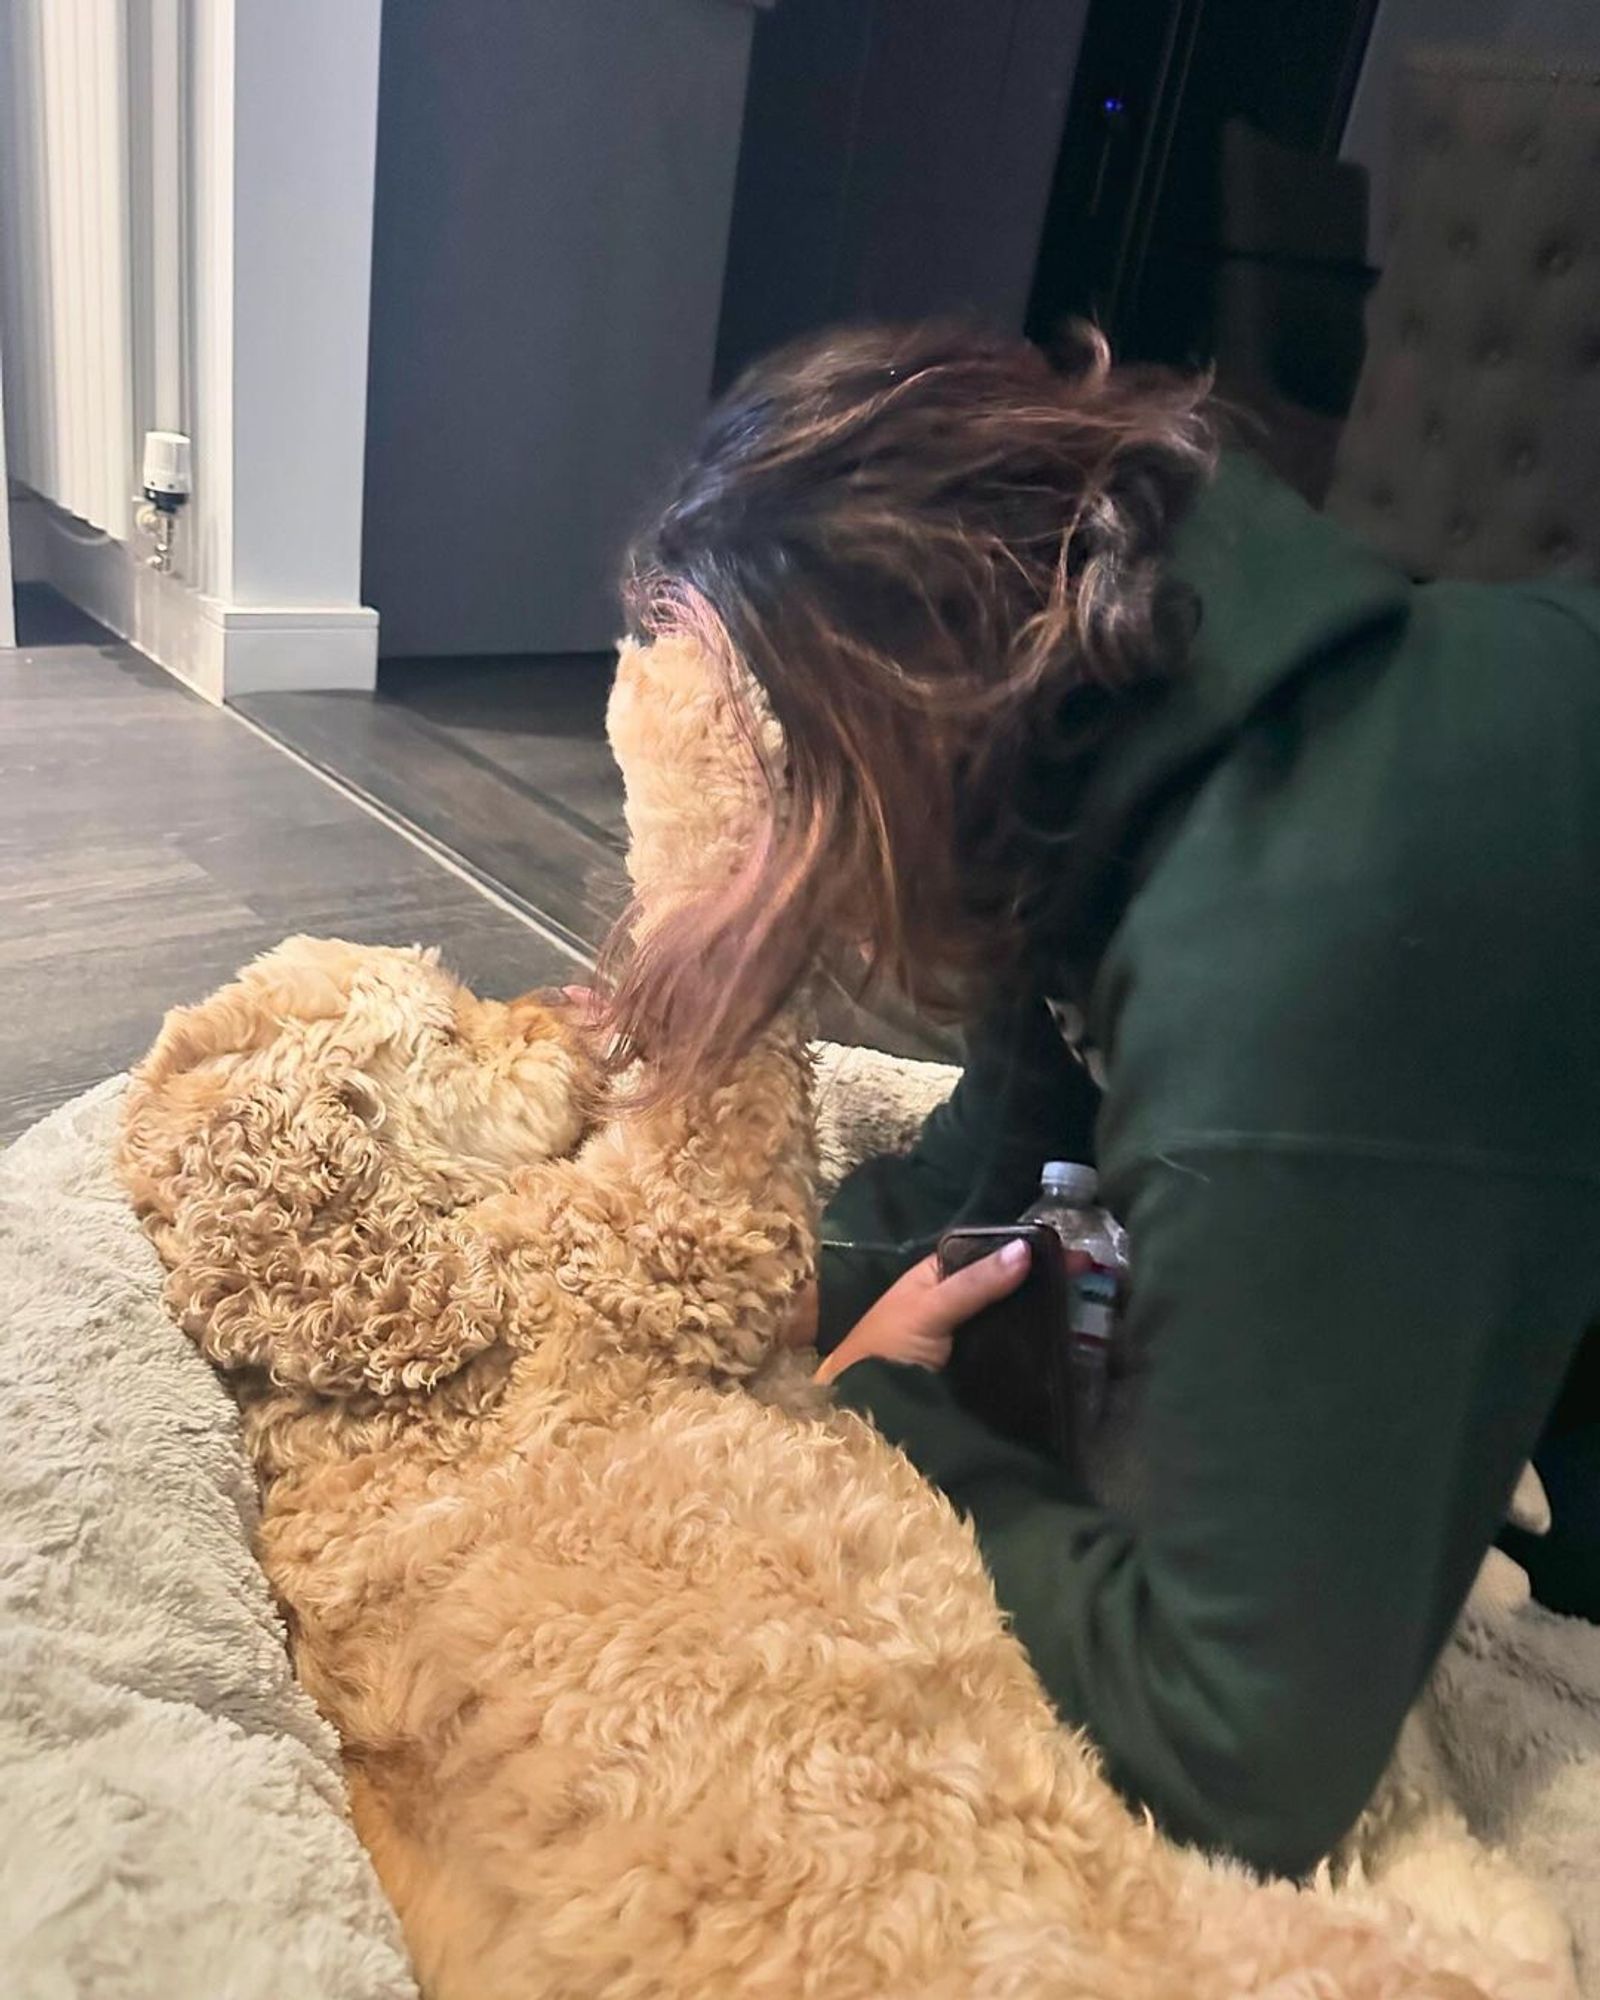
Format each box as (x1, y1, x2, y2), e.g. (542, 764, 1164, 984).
(1326, 51, 1600, 585)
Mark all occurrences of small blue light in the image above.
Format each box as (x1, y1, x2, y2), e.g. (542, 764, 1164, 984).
(1103, 96, 1125, 114)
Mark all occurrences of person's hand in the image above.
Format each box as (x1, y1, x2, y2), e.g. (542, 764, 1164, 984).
(814, 1239, 1031, 1386)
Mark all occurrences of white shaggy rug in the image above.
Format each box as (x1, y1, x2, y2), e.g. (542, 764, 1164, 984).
(2, 1058, 1598, 1998)
(0, 1079, 418, 2000)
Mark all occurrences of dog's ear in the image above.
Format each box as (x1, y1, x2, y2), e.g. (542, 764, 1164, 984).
(606, 634, 780, 911)
(121, 938, 374, 1236)
(142, 1070, 511, 1399)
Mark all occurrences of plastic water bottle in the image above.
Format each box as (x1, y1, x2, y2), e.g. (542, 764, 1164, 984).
(1021, 1161, 1127, 1435)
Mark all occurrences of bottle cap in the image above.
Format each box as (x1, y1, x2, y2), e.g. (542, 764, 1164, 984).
(1040, 1160, 1098, 1203)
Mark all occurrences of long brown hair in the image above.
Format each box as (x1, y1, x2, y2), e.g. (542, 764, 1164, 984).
(602, 321, 1215, 1096)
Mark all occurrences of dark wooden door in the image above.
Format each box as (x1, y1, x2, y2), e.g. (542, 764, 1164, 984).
(1027, 0, 1379, 365)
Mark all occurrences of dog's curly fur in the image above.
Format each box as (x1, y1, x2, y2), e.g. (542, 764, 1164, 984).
(119, 637, 1570, 2000)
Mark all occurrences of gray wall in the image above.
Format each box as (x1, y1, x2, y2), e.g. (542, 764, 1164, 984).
(1342, 0, 1600, 258)
(715, 0, 1089, 385)
(362, 0, 758, 658)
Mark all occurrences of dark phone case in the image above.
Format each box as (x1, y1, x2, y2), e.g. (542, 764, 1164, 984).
(937, 1224, 1081, 1470)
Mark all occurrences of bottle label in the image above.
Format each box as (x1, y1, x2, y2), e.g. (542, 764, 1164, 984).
(1069, 1264, 1117, 1344)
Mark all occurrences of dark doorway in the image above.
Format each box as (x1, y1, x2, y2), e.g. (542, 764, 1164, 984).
(1024, 0, 1379, 502)
(1027, 0, 1380, 367)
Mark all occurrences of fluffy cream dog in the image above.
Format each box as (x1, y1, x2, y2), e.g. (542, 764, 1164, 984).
(120, 637, 1568, 2000)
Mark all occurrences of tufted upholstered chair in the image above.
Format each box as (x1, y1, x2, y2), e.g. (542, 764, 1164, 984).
(1326, 50, 1600, 585)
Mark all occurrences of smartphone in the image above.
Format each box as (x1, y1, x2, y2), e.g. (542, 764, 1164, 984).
(936, 1224, 1080, 1467)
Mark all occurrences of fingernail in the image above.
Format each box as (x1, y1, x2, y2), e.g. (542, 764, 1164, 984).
(998, 1238, 1031, 1269)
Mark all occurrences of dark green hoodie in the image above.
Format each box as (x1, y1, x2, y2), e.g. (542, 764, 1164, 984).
(818, 450, 1600, 1877)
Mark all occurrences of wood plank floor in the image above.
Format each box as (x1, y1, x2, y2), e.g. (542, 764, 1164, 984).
(239, 659, 958, 1062)
(380, 652, 627, 846)
(0, 591, 584, 1145)
(238, 662, 629, 960)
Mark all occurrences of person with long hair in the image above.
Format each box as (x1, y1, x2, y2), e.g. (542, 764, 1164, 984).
(599, 322, 1600, 1877)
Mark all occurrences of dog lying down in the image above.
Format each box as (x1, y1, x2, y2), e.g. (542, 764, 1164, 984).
(119, 638, 1571, 2000)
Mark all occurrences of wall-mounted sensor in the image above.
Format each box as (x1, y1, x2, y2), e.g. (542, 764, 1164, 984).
(142, 430, 192, 511)
(138, 430, 192, 572)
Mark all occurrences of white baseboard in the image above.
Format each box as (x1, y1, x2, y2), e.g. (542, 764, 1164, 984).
(9, 492, 377, 701)
(204, 603, 380, 699)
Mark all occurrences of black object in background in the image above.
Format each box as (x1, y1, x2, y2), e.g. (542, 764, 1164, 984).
(938, 1224, 1079, 1471)
(1026, 0, 1379, 371)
